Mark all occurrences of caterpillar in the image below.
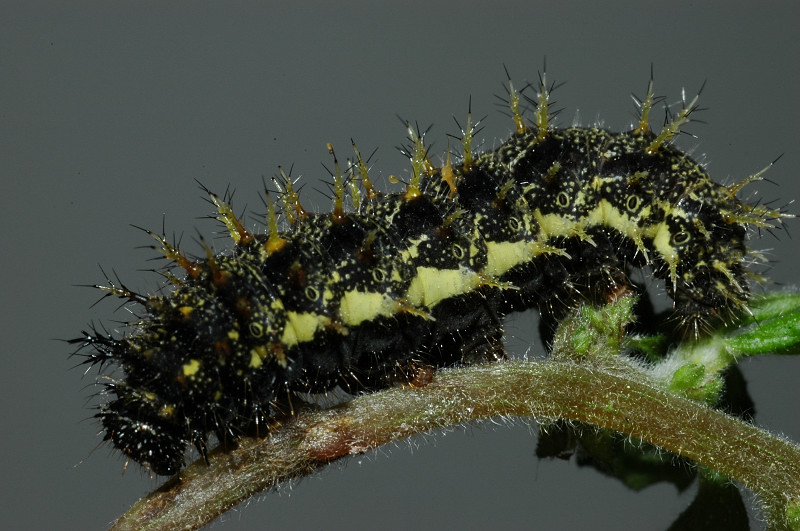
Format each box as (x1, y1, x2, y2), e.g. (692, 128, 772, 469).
(71, 70, 785, 476)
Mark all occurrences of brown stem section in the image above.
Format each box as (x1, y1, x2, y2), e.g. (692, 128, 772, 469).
(111, 360, 800, 531)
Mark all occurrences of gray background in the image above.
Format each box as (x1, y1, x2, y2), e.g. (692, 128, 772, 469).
(2, 2, 799, 529)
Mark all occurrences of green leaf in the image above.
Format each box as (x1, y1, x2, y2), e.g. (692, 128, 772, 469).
(726, 291, 800, 356)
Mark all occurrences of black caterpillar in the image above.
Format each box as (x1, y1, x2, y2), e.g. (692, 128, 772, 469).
(71, 71, 784, 476)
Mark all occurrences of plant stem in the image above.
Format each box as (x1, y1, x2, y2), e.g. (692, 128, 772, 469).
(111, 359, 800, 531)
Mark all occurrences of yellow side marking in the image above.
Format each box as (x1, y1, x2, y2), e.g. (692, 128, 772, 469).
(650, 222, 679, 290)
(338, 290, 398, 326)
(485, 239, 569, 277)
(249, 345, 268, 369)
(533, 210, 584, 239)
(484, 241, 532, 276)
(182, 359, 201, 377)
(280, 311, 332, 347)
(248, 344, 289, 369)
(405, 266, 484, 308)
(586, 200, 650, 261)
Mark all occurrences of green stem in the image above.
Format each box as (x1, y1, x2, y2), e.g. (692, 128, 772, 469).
(111, 359, 800, 531)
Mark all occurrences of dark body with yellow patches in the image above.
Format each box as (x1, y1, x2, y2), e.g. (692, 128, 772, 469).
(71, 74, 783, 476)
(77, 180, 508, 475)
(484, 127, 751, 322)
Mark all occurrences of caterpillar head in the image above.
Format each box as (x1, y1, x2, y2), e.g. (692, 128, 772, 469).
(652, 184, 750, 334)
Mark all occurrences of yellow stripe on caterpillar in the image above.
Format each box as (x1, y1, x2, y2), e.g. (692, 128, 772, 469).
(405, 266, 486, 308)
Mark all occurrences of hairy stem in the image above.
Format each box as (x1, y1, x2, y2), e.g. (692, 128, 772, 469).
(111, 358, 800, 531)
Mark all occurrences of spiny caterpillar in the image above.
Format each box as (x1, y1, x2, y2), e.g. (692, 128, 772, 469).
(71, 70, 786, 476)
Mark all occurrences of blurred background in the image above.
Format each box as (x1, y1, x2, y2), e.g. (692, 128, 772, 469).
(2, 2, 798, 529)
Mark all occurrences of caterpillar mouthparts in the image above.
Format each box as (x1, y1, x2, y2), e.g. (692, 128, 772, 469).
(70, 68, 788, 476)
